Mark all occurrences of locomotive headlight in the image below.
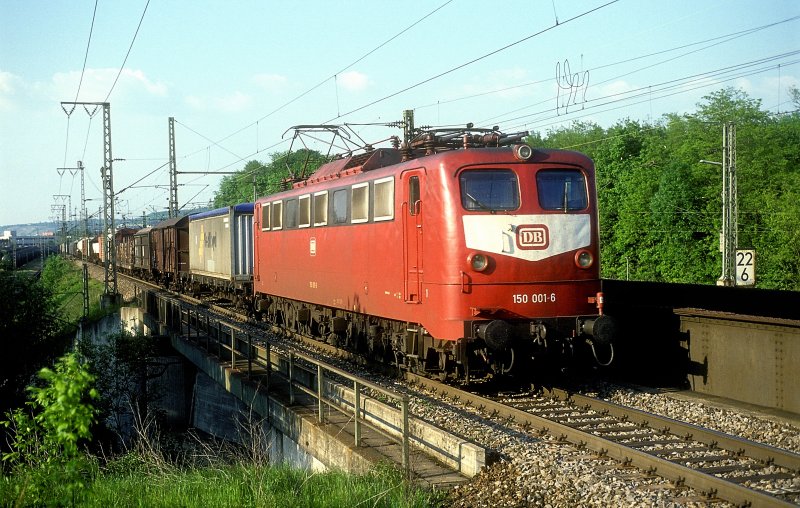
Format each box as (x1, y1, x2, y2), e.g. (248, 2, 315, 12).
(513, 144, 533, 161)
(575, 249, 594, 269)
(468, 252, 489, 272)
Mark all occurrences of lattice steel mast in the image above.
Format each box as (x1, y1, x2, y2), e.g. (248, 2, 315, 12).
(168, 117, 178, 217)
(62, 101, 119, 306)
(721, 122, 738, 287)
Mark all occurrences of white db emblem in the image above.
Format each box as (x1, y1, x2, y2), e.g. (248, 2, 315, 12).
(516, 225, 549, 250)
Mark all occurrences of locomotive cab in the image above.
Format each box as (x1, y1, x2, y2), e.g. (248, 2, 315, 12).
(410, 142, 615, 377)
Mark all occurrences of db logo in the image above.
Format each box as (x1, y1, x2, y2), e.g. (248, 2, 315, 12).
(516, 224, 549, 250)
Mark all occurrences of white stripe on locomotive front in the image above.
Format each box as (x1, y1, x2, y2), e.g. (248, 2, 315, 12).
(462, 214, 591, 262)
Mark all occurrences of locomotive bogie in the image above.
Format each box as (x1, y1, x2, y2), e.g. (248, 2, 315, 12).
(257, 290, 463, 378)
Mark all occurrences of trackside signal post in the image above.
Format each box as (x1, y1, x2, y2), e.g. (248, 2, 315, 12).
(61, 101, 120, 307)
(735, 249, 756, 286)
(700, 122, 741, 287)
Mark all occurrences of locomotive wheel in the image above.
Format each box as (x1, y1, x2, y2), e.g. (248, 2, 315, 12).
(326, 333, 340, 347)
(437, 352, 450, 381)
(407, 355, 420, 374)
(283, 303, 298, 331)
(298, 320, 310, 336)
(268, 307, 282, 326)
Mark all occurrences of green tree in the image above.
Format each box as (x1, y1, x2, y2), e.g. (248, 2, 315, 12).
(741, 110, 800, 288)
(649, 161, 713, 282)
(526, 87, 800, 288)
(528, 120, 605, 153)
(695, 87, 770, 126)
(790, 86, 800, 108)
(213, 149, 329, 207)
(76, 331, 162, 443)
(591, 119, 658, 279)
(0, 269, 66, 416)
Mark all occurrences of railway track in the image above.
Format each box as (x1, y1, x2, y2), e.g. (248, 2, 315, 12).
(246, 307, 800, 506)
(261, 311, 800, 506)
(123, 274, 800, 506)
(405, 375, 800, 507)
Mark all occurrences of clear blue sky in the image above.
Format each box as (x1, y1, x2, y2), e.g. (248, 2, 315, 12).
(1, 0, 798, 228)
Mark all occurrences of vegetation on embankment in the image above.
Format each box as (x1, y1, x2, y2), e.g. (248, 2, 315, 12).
(1, 259, 444, 507)
(2, 456, 441, 507)
(0, 255, 105, 418)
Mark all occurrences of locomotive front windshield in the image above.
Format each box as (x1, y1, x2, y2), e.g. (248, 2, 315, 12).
(460, 169, 519, 212)
(536, 169, 588, 211)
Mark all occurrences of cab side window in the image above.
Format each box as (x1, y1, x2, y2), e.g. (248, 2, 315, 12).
(459, 169, 519, 211)
(261, 203, 270, 231)
(374, 177, 394, 221)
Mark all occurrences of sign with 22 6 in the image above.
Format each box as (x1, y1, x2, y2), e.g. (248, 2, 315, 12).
(736, 249, 755, 286)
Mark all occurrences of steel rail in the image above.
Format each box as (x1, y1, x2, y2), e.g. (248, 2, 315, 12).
(406, 373, 796, 508)
(549, 388, 800, 473)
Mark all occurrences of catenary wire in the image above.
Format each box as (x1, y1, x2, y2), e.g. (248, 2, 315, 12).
(179, 0, 455, 161)
(413, 15, 800, 113)
(509, 60, 799, 134)
(62, 0, 100, 167)
(177, 0, 618, 188)
(322, 0, 619, 123)
(103, 0, 150, 103)
(74, 0, 99, 104)
(491, 52, 800, 131)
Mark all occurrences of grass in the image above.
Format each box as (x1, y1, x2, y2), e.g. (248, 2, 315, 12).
(1, 458, 444, 507)
(3, 410, 443, 507)
(56, 265, 105, 321)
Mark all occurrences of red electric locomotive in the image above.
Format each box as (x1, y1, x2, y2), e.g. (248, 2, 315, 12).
(253, 122, 615, 379)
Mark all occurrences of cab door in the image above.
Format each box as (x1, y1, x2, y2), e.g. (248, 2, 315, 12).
(402, 169, 424, 303)
(253, 203, 261, 282)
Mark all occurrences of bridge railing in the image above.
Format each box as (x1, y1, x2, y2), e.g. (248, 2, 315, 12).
(157, 296, 411, 474)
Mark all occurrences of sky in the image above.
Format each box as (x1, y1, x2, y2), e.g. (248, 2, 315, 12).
(1, 0, 798, 229)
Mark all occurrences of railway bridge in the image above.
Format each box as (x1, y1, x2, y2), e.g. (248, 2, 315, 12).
(75, 277, 799, 492)
(94, 287, 487, 487)
(601, 279, 800, 415)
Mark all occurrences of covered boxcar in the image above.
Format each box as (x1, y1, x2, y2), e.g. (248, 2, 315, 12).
(115, 228, 139, 272)
(60, 242, 75, 256)
(150, 216, 189, 288)
(92, 235, 102, 263)
(133, 227, 152, 275)
(188, 204, 254, 306)
(76, 237, 93, 260)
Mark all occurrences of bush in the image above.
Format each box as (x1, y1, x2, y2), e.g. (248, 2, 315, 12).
(1, 352, 99, 504)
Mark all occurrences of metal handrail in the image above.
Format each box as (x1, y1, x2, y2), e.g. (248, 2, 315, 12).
(167, 296, 412, 474)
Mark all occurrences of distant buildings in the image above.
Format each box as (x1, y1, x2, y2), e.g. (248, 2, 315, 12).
(1, 230, 56, 249)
